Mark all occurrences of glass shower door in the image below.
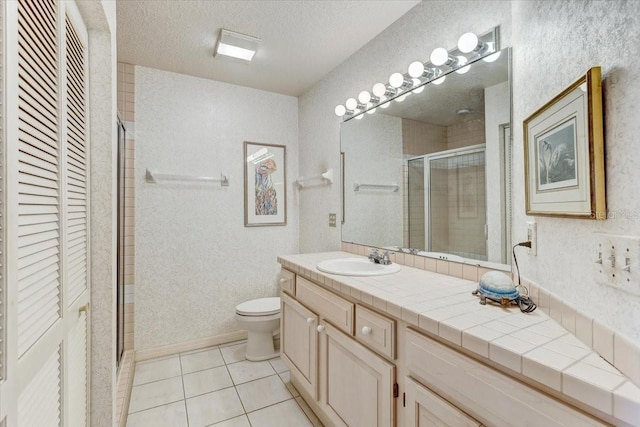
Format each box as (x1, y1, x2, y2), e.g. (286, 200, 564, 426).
(427, 148, 487, 260)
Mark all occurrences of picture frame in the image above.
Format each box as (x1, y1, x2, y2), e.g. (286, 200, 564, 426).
(523, 67, 605, 219)
(244, 141, 287, 226)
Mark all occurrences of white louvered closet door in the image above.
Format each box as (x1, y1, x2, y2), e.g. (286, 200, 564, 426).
(1, 0, 90, 426)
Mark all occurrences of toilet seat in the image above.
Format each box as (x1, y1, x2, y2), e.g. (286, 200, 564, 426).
(235, 297, 280, 317)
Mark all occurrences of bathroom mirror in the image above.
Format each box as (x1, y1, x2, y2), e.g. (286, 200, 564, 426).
(341, 47, 512, 268)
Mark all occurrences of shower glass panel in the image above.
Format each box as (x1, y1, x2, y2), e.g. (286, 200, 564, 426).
(427, 148, 487, 260)
(407, 158, 425, 250)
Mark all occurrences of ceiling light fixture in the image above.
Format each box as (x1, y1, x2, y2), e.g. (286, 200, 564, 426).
(215, 29, 260, 62)
(334, 27, 499, 120)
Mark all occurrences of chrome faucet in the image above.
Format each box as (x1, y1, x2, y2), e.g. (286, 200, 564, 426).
(369, 249, 392, 265)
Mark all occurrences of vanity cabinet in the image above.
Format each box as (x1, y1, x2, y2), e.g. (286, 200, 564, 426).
(404, 377, 481, 427)
(280, 293, 318, 399)
(280, 275, 397, 427)
(321, 322, 395, 427)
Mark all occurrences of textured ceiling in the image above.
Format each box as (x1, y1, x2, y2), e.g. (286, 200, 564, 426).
(117, 0, 420, 97)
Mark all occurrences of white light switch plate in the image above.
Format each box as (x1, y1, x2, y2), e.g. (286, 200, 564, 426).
(594, 233, 640, 296)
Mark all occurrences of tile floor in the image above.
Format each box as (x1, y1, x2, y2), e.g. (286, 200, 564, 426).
(126, 340, 323, 427)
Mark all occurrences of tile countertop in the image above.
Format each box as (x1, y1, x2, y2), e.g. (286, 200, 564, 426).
(277, 251, 640, 426)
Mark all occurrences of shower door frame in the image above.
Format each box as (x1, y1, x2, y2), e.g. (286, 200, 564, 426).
(412, 144, 487, 255)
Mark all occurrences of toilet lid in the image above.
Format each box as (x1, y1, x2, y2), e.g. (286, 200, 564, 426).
(235, 297, 281, 316)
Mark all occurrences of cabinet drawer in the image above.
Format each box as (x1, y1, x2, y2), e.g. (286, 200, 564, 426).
(355, 304, 395, 360)
(280, 268, 296, 295)
(296, 277, 354, 335)
(405, 329, 607, 427)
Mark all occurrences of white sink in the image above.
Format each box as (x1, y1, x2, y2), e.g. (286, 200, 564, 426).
(316, 258, 401, 276)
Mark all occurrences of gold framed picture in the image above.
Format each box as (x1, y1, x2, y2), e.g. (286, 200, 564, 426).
(244, 141, 287, 226)
(523, 67, 605, 219)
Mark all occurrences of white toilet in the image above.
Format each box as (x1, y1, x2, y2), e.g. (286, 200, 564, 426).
(235, 297, 281, 361)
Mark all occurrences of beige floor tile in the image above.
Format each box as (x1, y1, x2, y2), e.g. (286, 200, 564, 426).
(268, 357, 288, 373)
(133, 356, 181, 386)
(186, 387, 245, 427)
(183, 366, 233, 398)
(278, 371, 299, 397)
(126, 401, 187, 427)
(227, 360, 275, 385)
(211, 415, 251, 427)
(128, 377, 184, 414)
(236, 374, 292, 412)
(247, 399, 314, 427)
(220, 342, 247, 364)
(180, 347, 225, 374)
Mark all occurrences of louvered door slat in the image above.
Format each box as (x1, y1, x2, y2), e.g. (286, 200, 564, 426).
(65, 13, 87, 308)
(17, 349, 61, 427)
(19, 128, 59, 159)
(17, 0, 61, 359)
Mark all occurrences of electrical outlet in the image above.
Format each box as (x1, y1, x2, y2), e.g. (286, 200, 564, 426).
(527, 221, 537, 256)
(329, 213, 337, 227)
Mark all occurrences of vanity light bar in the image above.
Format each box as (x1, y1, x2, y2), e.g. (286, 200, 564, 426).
(334, 27, 499, 121)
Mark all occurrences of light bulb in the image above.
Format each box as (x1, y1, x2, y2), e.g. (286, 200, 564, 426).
(358, 91, 371, 104)
(432, 75, 446, 85)
(483, 51, 501, 63)
(411, 79, 424, 94)
(454, 56, 470, 74)
(458, 32, 479, 53)
(430, 47, 449, 66)
(379, 95, 390, 108)
(345, 98, 358, 110)
(367, 107, 377, 115)
(389, 72, 405, 88)
(355, 113, 364, 120)
(334, 105, 346, 116)
(408, 61, 425, 78)
(395, 94, 407, 103)
(372, 83, 386, 97)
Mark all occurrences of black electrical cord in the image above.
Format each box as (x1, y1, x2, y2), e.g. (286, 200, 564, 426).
(512, 241, 537, 313)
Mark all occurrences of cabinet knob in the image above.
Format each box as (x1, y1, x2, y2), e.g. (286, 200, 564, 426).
(316, 325, 325, 333)
(361, 326, 372, 335)
(306, 317, 315, 324)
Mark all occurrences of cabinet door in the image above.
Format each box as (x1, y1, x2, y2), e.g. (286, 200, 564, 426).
(321, 322, 395, 427)
(405, 377, 481, 427)
(281, 293, 318, 400)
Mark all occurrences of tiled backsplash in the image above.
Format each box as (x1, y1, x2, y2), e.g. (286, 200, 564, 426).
(341, 242, 640, 387)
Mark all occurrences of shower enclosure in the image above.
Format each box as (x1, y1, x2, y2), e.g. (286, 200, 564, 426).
(408, 145, 488, 261)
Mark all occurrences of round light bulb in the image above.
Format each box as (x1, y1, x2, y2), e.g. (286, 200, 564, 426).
(372, 83, 386, 97)
(389, 72, 405, 88)
(395, 94, 407, 103)
(408, 61, 425, 78)
(379, 95, 390, 109)
(430, 47, 449, 66)
(454, 56, 470, 74)
(334, 105, 346, 116)
(458, 32, 479, 53)
(355, 113, 364, 120)
(432, 75, 446, 85)
(345, 98, 358, 110)
(366, 107, 377, 115)
(482, 51, 501, 63)
(358, 91, 371, 104)
(411, 79, 424, 94)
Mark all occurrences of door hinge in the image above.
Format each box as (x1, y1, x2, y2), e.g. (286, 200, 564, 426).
(393, 383, 399, 398)
(403, 392, 406, 407)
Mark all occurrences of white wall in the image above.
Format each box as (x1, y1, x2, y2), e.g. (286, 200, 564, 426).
(298, 1, 512, 253)
(341, 114, 403, 248)
(512, 1, 640, 343)
(135, 67, 298, 350)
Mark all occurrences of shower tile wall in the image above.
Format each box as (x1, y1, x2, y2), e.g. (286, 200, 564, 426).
(117, 62, 136, 427)
(117, 62, 136, 351)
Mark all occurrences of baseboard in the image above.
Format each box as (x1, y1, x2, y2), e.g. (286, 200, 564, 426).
(135, 330, 248, 362)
